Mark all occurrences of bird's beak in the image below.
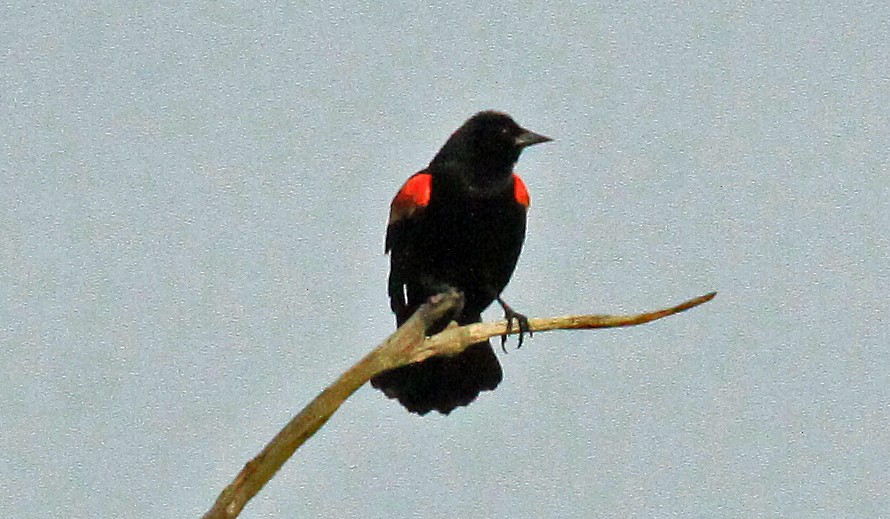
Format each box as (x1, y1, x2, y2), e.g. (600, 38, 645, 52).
(515, 129, 553, 148)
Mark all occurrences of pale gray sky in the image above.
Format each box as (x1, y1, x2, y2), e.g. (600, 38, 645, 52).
(2, 2, 888, 517)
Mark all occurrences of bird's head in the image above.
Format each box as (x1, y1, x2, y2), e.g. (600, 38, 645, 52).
(432, 111, 551, 178)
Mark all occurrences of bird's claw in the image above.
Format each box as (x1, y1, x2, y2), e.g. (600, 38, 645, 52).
(498, 298, 532, 352)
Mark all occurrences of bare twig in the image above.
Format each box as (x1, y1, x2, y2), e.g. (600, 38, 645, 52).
(415, 291, 718, 361)
(202, 290, 464, 519)
(203, 291, 715, 519)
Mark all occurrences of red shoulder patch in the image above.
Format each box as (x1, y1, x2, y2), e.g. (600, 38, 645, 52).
(513, 174, 530, 208)
(388, 172, 432, 225)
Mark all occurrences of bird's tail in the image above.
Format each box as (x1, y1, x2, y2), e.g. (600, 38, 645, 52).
(370, 314, 502, 415)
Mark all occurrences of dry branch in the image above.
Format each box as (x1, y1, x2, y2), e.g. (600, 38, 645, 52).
(203, 290, 716, 519)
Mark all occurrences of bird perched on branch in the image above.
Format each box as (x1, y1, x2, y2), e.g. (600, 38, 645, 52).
(371, 111, 551, 415)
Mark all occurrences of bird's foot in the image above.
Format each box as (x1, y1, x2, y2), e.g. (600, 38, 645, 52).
(497, 297, 532, 352)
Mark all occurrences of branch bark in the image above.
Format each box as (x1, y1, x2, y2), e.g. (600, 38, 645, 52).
(202, 290, 716, 519)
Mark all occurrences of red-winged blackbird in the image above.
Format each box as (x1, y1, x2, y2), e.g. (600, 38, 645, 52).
(371, 111, 551, 415)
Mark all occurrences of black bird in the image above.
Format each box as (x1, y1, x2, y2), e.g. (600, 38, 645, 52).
(371, 111, 551, 415)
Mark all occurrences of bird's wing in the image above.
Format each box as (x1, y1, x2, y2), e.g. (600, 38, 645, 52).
(385, 171, 432, 250)
(385, 171, 433, 322)
(512, 173, 531, 208)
